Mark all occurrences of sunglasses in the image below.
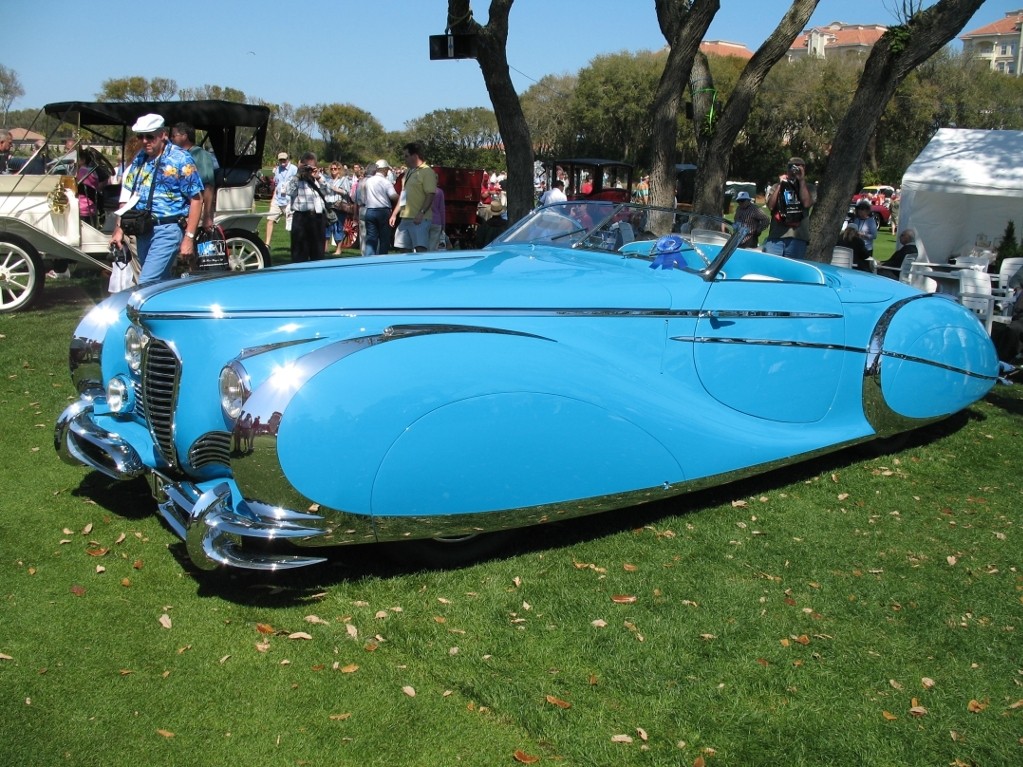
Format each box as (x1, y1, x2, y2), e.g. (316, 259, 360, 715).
(137, 133, 158, 141)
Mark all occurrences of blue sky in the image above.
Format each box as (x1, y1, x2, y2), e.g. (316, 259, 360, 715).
(3, 0, 1013, 133)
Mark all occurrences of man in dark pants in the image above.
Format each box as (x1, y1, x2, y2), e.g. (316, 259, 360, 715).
(285, 152, 327, 262)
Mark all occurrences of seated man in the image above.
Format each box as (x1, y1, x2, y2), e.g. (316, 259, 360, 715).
(880, 227, 919, 278)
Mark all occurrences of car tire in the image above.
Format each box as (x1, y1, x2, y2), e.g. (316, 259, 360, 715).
(222, 229, 272, 271)
(873, 212, 885, 230)
(0, 234, 45, 314)
(388, 530, 520, 569)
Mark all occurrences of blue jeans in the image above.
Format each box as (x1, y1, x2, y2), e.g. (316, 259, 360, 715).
(364, 208, 392, 256)
(764, 237, 808, 260)
(137, 223, 184, 284)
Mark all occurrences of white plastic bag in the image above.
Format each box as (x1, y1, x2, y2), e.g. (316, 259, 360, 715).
(108, 261, 136, 293)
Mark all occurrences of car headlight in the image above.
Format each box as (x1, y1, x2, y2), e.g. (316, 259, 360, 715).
(219, 362, 250, 421)
(106, 375, 135, 414)
(124, 326, 144, 374)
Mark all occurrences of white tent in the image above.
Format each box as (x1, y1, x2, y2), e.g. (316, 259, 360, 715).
(899, 128, 1023, 264)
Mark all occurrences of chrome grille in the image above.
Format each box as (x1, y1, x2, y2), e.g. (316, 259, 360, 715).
(188, 431, 232, 469)
(141, 339, 180, 467)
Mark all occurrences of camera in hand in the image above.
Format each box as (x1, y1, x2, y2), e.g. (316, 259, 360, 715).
(298, 164, 317, 181)
(788, 164, 800, 177)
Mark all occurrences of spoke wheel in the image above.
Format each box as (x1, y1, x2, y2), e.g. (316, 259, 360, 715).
(0, 235, 44, 314)
(222, 229, 272, 271)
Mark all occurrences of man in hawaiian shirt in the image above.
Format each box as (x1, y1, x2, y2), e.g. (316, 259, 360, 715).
(111, 113, 203, 284)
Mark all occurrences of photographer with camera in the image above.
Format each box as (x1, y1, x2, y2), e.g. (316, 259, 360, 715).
(285, 152, 327, 262)
(764, 157, 814, 260)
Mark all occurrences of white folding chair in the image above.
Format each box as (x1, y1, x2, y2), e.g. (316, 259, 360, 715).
(907, 259, 938, 293)
(995, 256, 1023, 290)
(957, 269, 996, 333)
(897, 255, 916, 284)
(830, 246, 854, 269)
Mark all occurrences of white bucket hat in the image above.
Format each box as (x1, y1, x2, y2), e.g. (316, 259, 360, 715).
(131, 113, 165, 133)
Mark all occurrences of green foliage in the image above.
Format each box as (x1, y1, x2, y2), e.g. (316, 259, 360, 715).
(565, 49, 666, 165)
(315, 103, 385, 165)
(404, 107, 503, 169)
(95, 76, 179, 102)
(995, 219, 1019, 271)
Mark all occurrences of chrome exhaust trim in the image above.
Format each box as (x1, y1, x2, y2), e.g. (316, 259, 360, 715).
(54, 400, 145, 479)
(157, 480, 328, 571)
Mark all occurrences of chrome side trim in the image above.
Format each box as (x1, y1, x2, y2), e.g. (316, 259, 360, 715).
(132, 307, 706, 321)
(673, 336, 862, 353)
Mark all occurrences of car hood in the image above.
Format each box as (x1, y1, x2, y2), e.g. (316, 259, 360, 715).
(129, 247, 675, 315)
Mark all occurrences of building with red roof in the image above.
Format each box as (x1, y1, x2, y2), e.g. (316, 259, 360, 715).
(699, 40, 753, 60)
(787, 21, 887, 61)
(960, 9, 1023, 75)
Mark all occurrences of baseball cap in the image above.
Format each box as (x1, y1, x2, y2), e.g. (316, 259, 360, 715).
(735, 191, 751, 202)
(131, 113, 165, 133)
(277, 152, 289, 160)
(787, 157, 806, 166)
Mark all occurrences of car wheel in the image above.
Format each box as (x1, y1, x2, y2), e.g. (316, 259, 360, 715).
(222, 229, 272, 271)
(389, 530, 519, 569)
(873, 213, 885, 229)
(0, 234, 45, 314)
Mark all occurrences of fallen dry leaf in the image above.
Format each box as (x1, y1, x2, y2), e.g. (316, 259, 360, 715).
(513, 750, 539, 764)
(909, 705, 928, 717)
(611, 734, 633, 743)
(256, 623, 274, 635)
(636, 727, 648, 742)
(545, 695, 571, 709)
(340, 664, 359, 674)
(304, 615, 329, 625)
(611, 595, 637, 604)
(967, 699, 988, 713)
(70, 584, 85, 597)
(402, 686, 416, 697)
(882, 710, 898, 721)
(591, 619, 608, 628)
(921, 677, 936, 689)
(288, 632, 313, 641)
(329, 713, 352, 721)
(156, 729, 174, 738)
(159, 614, 172, 630)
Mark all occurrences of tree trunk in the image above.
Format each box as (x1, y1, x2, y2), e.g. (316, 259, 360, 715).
(448, 0, 534, 224)
(690, 0, 821, 218)
(805, 0, 986, 262)
(648, 0, 719, 210)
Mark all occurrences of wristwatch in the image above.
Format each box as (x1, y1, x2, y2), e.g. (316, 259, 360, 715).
(184, 231, 196, 239)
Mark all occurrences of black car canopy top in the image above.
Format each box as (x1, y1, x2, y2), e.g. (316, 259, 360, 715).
(44, 100, 270, 171)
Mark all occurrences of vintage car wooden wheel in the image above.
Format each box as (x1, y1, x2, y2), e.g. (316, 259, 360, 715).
(0, 234, 45, 314)
(223, 229, 272, 271)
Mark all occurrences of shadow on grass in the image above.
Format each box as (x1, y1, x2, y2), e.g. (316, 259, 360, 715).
(181, 411, 974, 605)
(34, 275, 110, 313)
(982, 387, 1023, 417)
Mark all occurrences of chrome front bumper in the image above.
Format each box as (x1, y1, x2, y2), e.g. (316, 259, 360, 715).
(55, 400, 329, 571)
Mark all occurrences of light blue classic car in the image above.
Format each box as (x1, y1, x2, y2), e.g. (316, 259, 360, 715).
(55, 201, 998, 571)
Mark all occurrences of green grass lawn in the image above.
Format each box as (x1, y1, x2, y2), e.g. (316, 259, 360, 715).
(1, 262, 1021, 766)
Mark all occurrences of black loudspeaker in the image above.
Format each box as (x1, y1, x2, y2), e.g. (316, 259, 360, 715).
(429, 34, 478, 60)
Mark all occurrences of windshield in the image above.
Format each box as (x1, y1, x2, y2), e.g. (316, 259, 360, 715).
(492, 201, 739, 272)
